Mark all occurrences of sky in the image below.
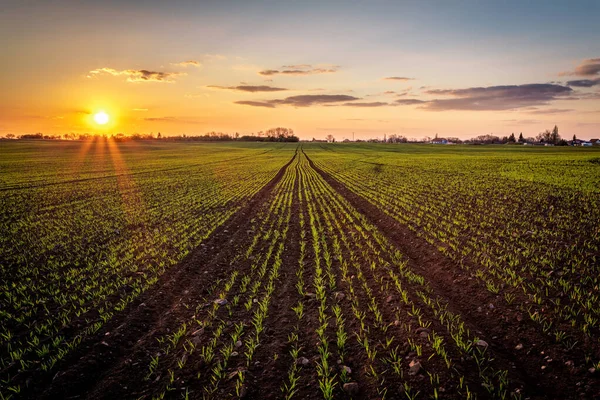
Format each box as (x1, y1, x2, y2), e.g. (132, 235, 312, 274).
(1, 0, 599, 140)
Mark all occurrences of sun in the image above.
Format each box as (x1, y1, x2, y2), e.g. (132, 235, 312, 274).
(93, 111, 110, 125)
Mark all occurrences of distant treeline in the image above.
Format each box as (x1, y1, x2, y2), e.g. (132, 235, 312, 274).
(3, 127, 299, 142)
(3, 125, 593, 145)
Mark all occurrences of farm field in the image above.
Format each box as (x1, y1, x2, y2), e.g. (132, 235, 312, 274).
(1, 140, 600, 399)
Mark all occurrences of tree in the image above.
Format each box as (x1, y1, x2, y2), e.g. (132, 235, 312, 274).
(508, 133, 516, 143)
(518, 132, 524, 143)
(573, 134, 577, 142)
(551, 125, 560, 145)
(157, 132, 162, 139)
(5, 133, 15, 139)
(326, 134, 335, 143)
(536, 129, 552, 143)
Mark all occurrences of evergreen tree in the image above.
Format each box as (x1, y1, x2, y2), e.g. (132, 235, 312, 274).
(551, 125, 560, 144)
(518, 132, 524, 143)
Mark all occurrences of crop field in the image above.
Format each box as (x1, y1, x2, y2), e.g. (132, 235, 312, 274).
(1, 140, 599, 399)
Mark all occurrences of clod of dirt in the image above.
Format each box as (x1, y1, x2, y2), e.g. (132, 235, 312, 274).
(343, 382, 360, 395)
(415, 327, 430, 335)
(385, 295, 393, 303)
(589, 367, 596, 374)
(475, 340, 489, 350)
(341, 365, 352, 374)
(296, 357, 310, 366)
(409, 360, 422, 375)
(515, 343, 523, 350)
(334, 292, 345, 301)
(235, 340, 242, 348)
(214, 298, 228, 306)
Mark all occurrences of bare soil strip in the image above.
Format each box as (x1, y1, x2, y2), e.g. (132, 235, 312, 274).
(304, 151, 598, 400)
(28, 152, 298, 400)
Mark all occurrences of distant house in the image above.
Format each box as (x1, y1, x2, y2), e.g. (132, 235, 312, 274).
(582, 142, 593, 147)
(431, 138, 448, 144)
(591, 138, 599, 145)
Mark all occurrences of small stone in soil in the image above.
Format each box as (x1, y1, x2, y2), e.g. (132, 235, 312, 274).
(214, 298, 228, 306)
(343, 382, 360, 395)
(341, 365, 352, 374)
(409, 360, 422, 375)
(515, 343, 523, 350)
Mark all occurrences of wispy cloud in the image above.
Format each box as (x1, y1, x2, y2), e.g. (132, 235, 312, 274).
(207, 85, 288, 92)
(281, 64, 312, 69)
(235, 94, 359, 108)
(395, 99, 427, 105)
(560, 58, 600, 77)
(132, 108, 148, 111)
(234, 100, 276, 108)
(144, 116, 177, 121)
(341, 102, 389, 107)
(258, 64, 340, 76)
(171, 60, 201, 68)
(383, 76, 414, 81)
(526, 108, 573, 115)
(88, 68, 185, 83)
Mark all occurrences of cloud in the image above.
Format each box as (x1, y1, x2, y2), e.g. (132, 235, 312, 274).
(395, 99, 427, 105)
(566, 78, 600, 87)
(420, 83, 573, 111)
(341, 102, 389, 107)
(234, 100, 276, 108)
(88, 68, 184, 83)
(172, 60, 201, 68)
(281, 64, 312, 69)
(526, 108, 573, 115)
(258, 69, 280, 76)
(207, 85, 288, 92)
(132, 108, 148, 111)
(383, 77, 414, 81)
(258, 64, 339, 76)
(560, 58, 600, 76)
(235, 94, 359, 108)
(144, 117, 177, 121)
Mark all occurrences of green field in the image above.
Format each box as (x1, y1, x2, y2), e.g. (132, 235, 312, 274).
(1, 140, 599, 399)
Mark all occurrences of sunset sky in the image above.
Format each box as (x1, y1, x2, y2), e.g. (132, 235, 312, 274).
(1, 0, 599, 140)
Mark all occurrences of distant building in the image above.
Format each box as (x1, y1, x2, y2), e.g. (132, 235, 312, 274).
(591, 138, 599, 145)
(582, 142, 593, 147)
(431, 138, 448, 144)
